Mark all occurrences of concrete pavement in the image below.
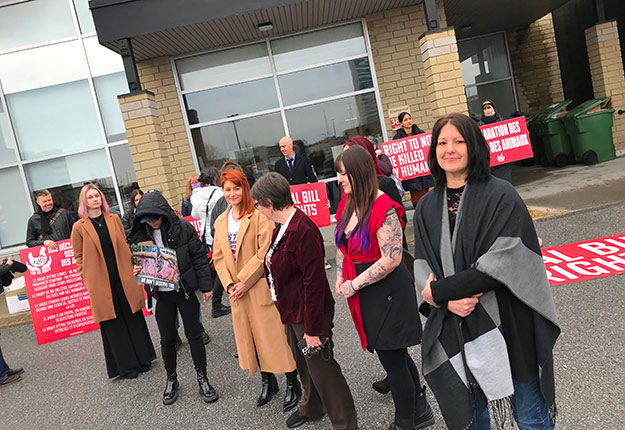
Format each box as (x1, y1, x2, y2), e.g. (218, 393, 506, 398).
(1, 200, 625, 429)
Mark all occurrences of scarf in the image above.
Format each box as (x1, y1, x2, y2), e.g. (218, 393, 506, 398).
(413, 177, 560, 430)
(37, 206, 60, 236)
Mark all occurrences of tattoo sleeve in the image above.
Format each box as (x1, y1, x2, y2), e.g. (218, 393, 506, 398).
(336, 249, 344, 281)
(353, 208, 403, 291)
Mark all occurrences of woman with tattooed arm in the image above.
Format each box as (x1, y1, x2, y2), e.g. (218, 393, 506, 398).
(334, 146, 434, 430)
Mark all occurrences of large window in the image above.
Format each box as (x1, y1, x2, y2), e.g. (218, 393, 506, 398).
(175, 22, 384, 182)
(0, 3, 136, 249)
(458, 33, 519, 119)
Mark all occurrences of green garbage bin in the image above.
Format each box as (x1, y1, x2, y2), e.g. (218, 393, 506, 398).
(533, 101, 572, 167)
(561, 98, 616, 165)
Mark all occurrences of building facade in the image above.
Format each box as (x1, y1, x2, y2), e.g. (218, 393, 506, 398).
(0, 0, 623, 253)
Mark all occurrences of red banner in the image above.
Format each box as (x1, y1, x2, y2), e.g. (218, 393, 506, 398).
(183, 216, 202, 238)
(380, 117, 534, 181)
(19, 240, 99, 345)
(542, 234, 625, 286)
(290, 182, 331, 227)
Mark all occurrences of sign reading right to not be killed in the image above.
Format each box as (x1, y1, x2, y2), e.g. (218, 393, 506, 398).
(381, 117, 534, 181)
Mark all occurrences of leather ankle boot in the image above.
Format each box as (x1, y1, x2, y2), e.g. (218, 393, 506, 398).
(163, 372, 179, 405)
(414, 385, 435, 429)
(197, 369, 219, 403)
(283, 373, 302, 412)
(257, 372, 279, 407)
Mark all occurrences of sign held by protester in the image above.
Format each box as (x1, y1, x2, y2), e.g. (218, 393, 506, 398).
(380, 116, 533, 181)
(131, 245, 180, 290)
(290, 182, 331, 227)
(20, 240, 99, 345)
(541, 233, 625, 286)
(388, 105, 410, 130)
(183, 216, 202, 238)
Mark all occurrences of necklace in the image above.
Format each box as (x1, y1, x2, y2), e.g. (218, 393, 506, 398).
(91, 214, 104, 227)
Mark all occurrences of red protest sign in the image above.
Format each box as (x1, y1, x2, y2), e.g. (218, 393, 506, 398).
(183, 216, 202, 238)
(19, 240, 99, 345)
(290, 182, 331, 227)
(542, 234, 625, 286)
(380, 116, 534, 181)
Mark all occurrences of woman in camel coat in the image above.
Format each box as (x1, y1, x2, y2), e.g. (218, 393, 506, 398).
(71, 183, 155, 379)
(212, 169, 300, 412)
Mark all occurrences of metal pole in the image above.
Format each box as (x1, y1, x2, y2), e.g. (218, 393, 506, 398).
(423, 0, 440, 31)
(118, 38, 142, 93)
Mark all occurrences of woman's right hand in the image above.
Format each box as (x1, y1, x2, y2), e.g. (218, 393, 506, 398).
(335, 277, 344, 295)
(447, 293, 483, 317)
(132, 265, 142, 276)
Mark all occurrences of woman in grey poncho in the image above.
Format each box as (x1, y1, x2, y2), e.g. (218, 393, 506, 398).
(413, 113, 560, 430)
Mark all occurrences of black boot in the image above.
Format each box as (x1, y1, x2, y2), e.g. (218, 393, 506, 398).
(200, 325, 211, 345)
(373, 375, 390, 394)
(197, 369, 219, 403)
(212, 303, 231, 318)
(283, 371, 302, 412)
(257, 372, 279, 407)
(414, 385, 435, 429)
(163, 372, 179, 405)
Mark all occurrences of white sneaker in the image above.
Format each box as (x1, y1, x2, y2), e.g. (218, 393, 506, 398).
(324, 261, 332, 270)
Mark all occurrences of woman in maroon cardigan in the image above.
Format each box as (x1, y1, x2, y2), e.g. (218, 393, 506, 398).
(251, 172, 358, 430)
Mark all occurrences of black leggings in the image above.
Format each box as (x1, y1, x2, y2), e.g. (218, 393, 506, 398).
(155, 290, 206, 376)
(376, 348, 422, 429)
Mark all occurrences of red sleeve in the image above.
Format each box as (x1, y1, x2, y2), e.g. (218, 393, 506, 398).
(335, 195, 347, 223)
(370, 194, 404, 231)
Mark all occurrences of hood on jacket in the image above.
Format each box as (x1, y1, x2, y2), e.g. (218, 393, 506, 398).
(130, 190, 179, 237)
(480, 100, 502, 124)
(393, 124, 425, 140)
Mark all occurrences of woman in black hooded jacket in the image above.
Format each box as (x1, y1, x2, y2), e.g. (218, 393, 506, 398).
(478, 99, 512, 183)
(128, 189, 218, 406)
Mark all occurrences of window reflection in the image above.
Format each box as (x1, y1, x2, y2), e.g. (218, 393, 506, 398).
(23, 150, 116, 213)
(110, 144, 139, 213)
(94, 72, 129, 142)
(0, 0, 76, 53)
(459, 34, 511, 85)
(279, 58, 373, 106)
(285, 93, 382, 179)
(7, 79, 104, 160)
(0, 101, 17, 166)
(465, 80, 517, 118)
(176, 43, 271, 91)
(184, 77, 279, 125)
(271, 23, 366, 72)
(0, 167, 32, 247)
(73, 0, 96, 34)
(191, 112, 285, 185)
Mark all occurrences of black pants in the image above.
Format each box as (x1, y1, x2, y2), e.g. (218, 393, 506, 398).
(211, 266, 224, 307)
(155, 290, 206, 375)
(376, 348, 422, 429)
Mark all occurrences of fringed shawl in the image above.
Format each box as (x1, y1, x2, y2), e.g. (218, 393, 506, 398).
(413, 176, 560, 430)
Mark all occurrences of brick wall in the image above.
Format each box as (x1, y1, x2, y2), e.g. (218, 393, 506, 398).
(586, 21, 625, 150)
(366, 0, 450, 136)
(134, 57, 196, 210)
(507, 13, 565, 114)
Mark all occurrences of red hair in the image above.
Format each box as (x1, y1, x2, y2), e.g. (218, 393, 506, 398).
(343, 136, 383, 176)
(221, 170, 254, 219)
(78, 184, 110, 218)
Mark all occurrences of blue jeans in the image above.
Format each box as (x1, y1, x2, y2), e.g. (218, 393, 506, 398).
(0, 346, 9, 380)
(471, 379, 554, 430)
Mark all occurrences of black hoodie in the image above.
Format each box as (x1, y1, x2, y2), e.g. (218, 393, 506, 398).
(128, 190, 212, 297)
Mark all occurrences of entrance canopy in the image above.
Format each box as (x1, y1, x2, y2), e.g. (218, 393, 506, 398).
(90, 0, 572, 59)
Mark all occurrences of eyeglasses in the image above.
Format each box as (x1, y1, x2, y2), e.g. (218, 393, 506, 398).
(253, 202, 259, 209)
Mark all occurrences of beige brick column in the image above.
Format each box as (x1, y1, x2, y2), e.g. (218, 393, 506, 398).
(585, 21, 625, 150)
(419, 28, 468, 119)
(507, 14, 564, 114)
(118, 90, 178, 204)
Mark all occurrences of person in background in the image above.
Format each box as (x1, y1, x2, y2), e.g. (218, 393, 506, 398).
(213, 169, 301, 412)
(122, 189, 143, 237)
(392, 112, 434, 208)
(26, 189, 76, 250)
(129, 190, 218, 406)
(71, 184, 156, 380)
(181, 174, 200, 217)
(334, 146, 433, 430)
(413, 113, 559, 430)
(367, 136, 405, 199)
(191, 166, 230, 319)
(252, 172, 358, 429)
(478, 99, 512, 183)
(274, 136, 318, 185)
(0, 257, 27, 386)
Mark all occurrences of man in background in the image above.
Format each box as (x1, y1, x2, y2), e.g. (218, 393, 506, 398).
(25, 189, 76, 250)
